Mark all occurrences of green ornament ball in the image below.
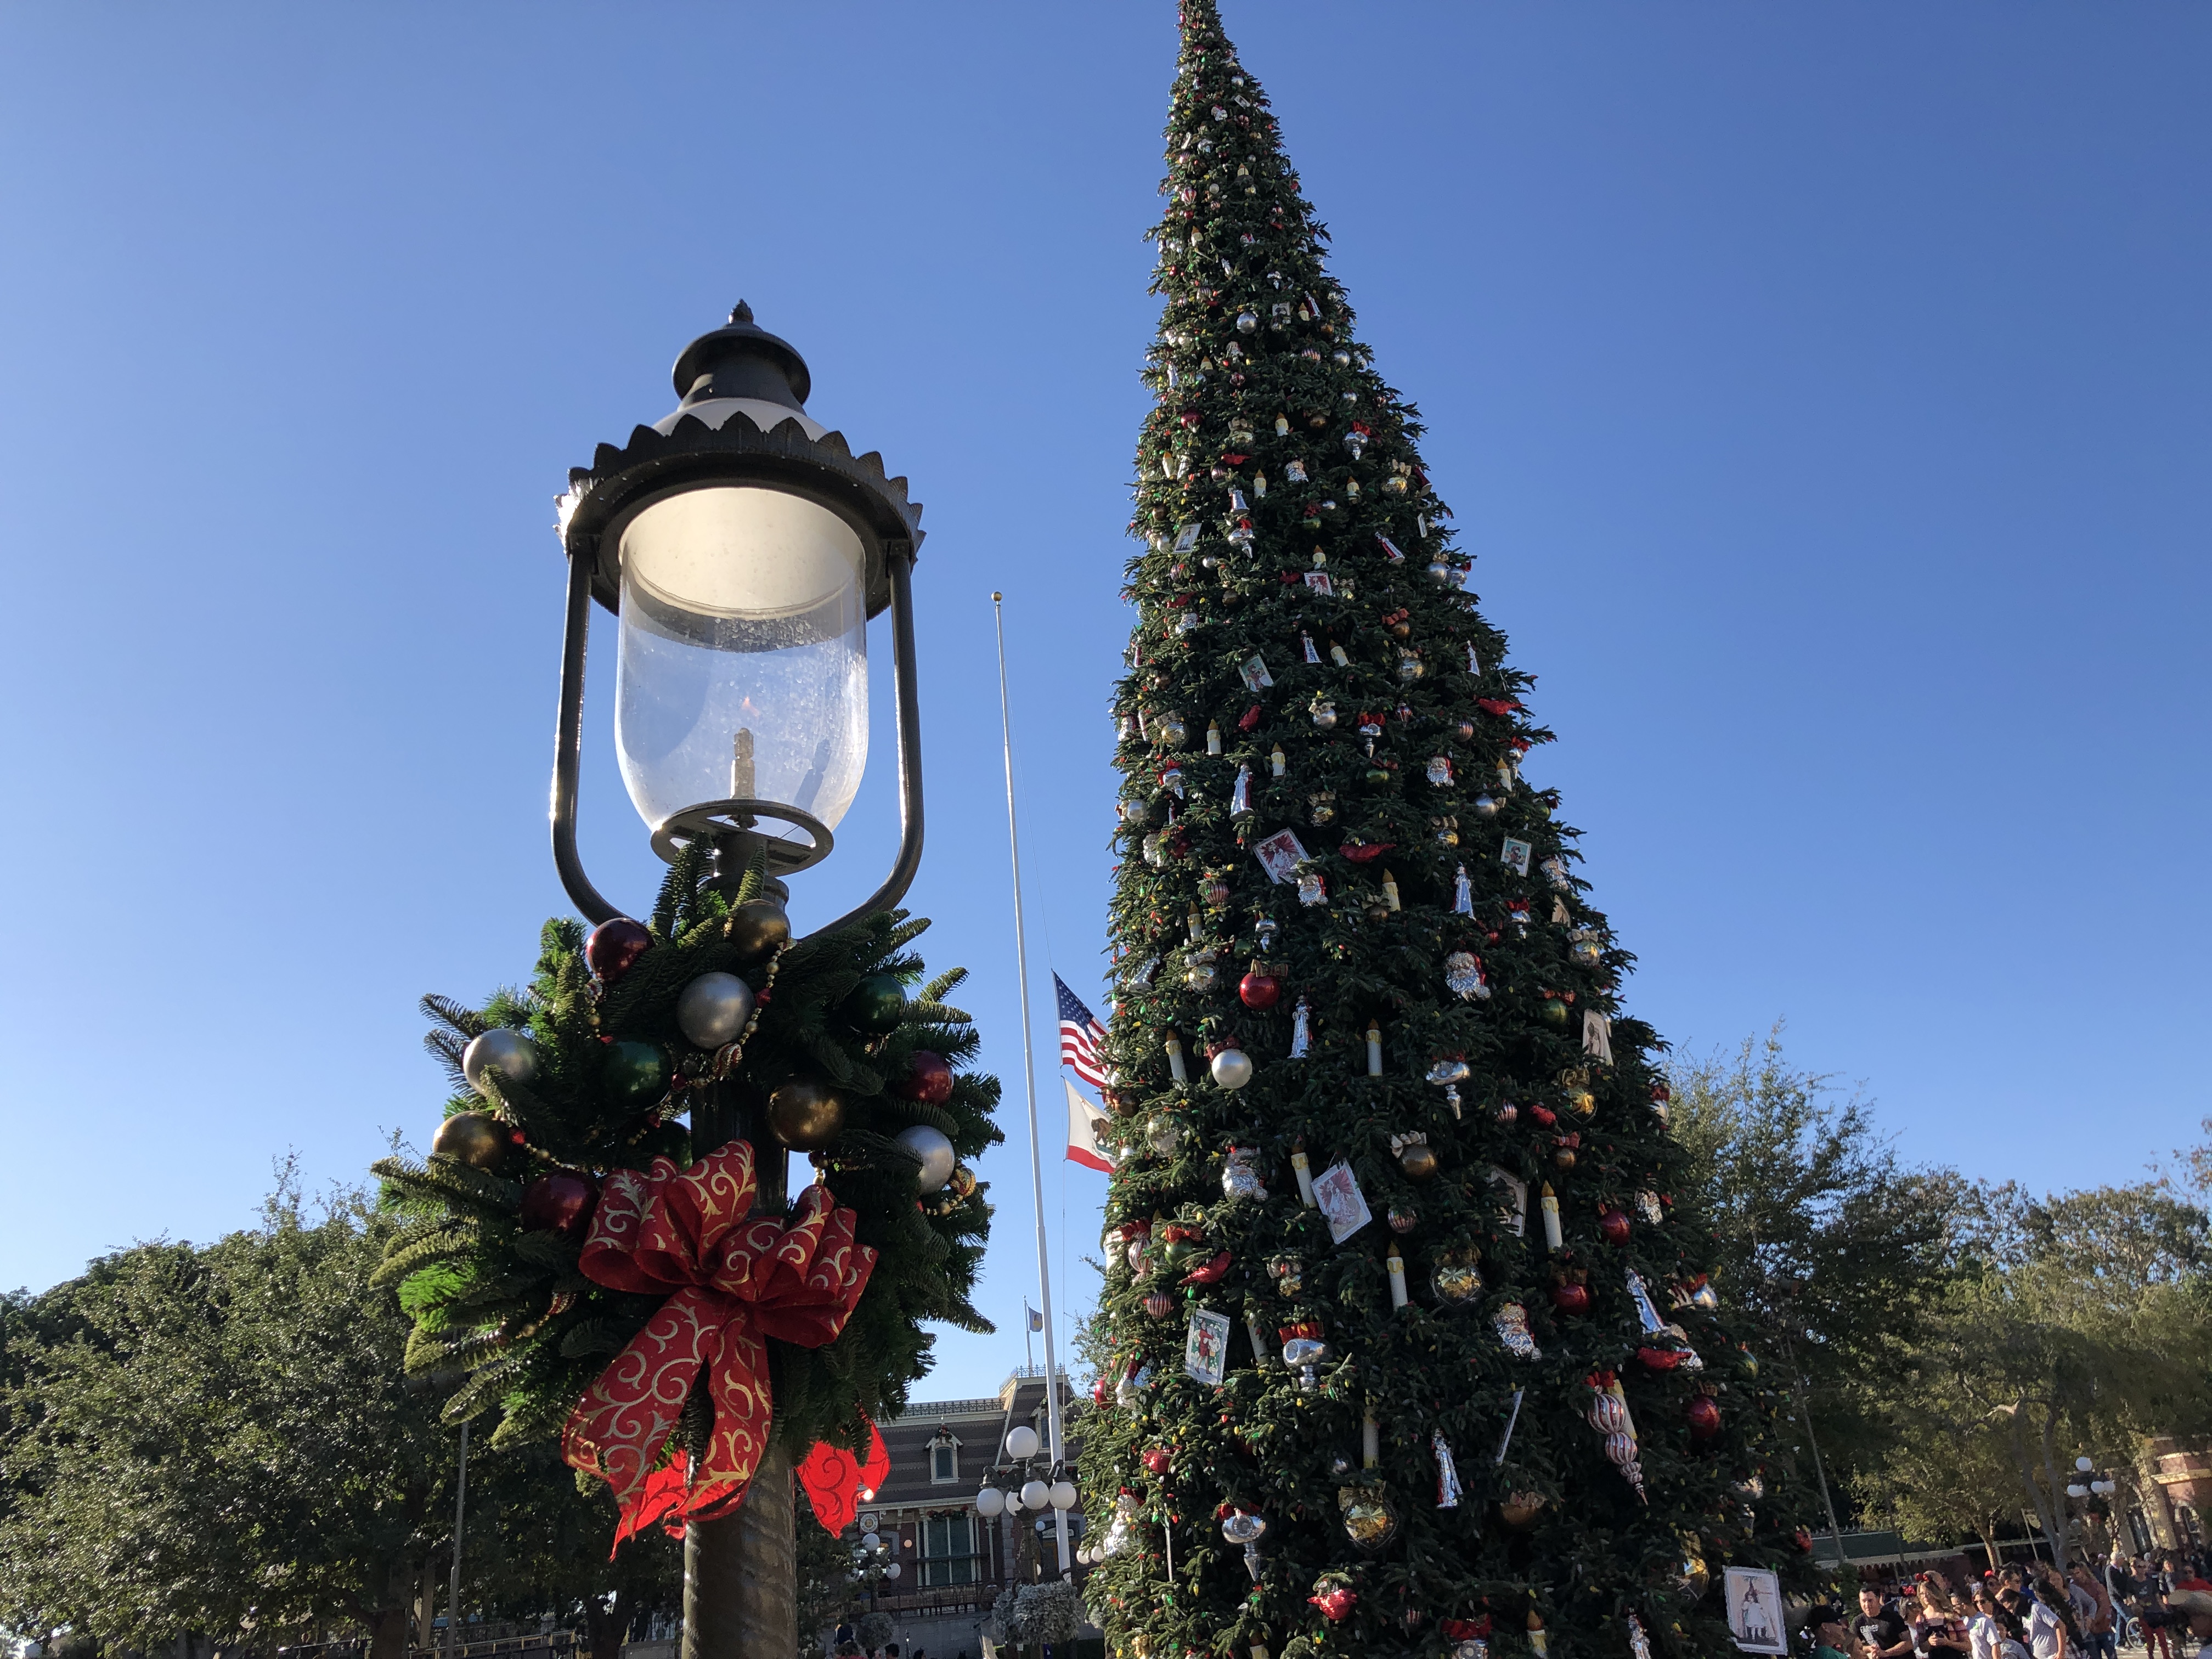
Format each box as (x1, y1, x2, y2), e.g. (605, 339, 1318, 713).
(840, 973, 906, 1034)
(603, 1040, 669, 1106)
(1540, 999, 1571, 1029)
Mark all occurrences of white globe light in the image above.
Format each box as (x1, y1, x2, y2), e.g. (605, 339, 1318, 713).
(2076, 1456, 2095, 1472)
(1021, 1479, 1051, 1511)
(2066, 1484, 2088, 1499)
(975, 1487, 1005, 1518)
(861, 1531, 882, 1550)
(1003, 1487, 1024, 1513)
(884, 1562, 901, 1581)
(1007, 1425, 1041, 1459)
(1050, 1480, 1079, 1510)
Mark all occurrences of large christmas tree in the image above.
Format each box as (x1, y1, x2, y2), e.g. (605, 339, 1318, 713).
(1079, 9, 1816, 1659)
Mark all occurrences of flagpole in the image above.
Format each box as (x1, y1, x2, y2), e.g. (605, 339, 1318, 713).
(991, 591, 1074, 1583)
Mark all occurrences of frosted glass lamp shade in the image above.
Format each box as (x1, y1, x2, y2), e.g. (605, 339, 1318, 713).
(975, 1486, 1006, 1517)
(1006, 1425, 1041, 1459)
(614, 483, 869, 836)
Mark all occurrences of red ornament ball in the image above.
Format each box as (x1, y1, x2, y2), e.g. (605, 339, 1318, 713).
(1142, 1290, 1176, 1318)
(520, 1171, 599, 1234)
(1550, 1281, 1591, 1316)
(1238, 969, 1281, 1010)
(1598, 1207, 1632, 1245)
(586, 917, 654, 983)
(899, 1049, 955, 1105)
(1142, 1447, 1172, 1475)
(1686, 1396, 1723, 1440)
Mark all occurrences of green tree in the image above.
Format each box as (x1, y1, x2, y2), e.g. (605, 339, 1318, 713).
(0, 1177, 448, 1658)
(1666, 1029, 1959, 1486)
(1079, 10, 1818, 1659)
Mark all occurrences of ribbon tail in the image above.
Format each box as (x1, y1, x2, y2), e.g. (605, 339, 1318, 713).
(691, 1316, 775, 1520)
(798, 1417, 891, 1534)
(561, 1288, 719, 1539)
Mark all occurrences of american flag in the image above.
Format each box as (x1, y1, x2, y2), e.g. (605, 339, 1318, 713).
(1054, 973, 1110, 1088)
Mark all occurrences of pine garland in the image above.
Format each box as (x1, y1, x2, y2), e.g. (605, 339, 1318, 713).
(1077, 8, 1821, 1659)
(375, 856, 1002, 1465)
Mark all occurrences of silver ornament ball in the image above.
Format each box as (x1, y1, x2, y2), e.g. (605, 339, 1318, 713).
(896, 1124, 958, 1193)
(1210, 1047, 1255, 1090)
(676, 972, 756, 1048)
(462, 1028, 538, 1097)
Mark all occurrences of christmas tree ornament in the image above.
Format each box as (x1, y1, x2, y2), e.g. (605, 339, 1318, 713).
(898, 1048, 955, 1104)
(1432, 1252, 1483, 1310)
(1338, 1486, 1399, 1553)
(1550, 1277, 1590, 1316)
(1330, 641, 1352, 669)
(1498, 1492, 1546, 1532)
(674, 973, 756, 1049)
(1307, 791, 1336, 826)
(1426, 755, 1453, 786)
(1586, 1374, 1648, 1499)
(1381, 869, 1401, 910)
(1396, 650, 1424, 682)
(520, 1170, 599, 1234)
(1238, 964, 1281, 1009)
(1386, 1206, 1417, 1234)
(1143, 1291, 1176, 1319)
(1206, 720, 1223, 755)
(1210, 1045, 1255, 1090)
(1236, 310, 1259, 332)
(1443, 952, 1488, 1001)
(895, 1124, 957, 1192)
(1164, 1032, 1189, 1085)
(1158, 711, 1190, 748)
(1221, 1145, 1267, 1199)
(602, 1040, 669, 1107)
(1385, 1243, 1409, 1308)
(1123, 1219, 1153, 1272)
(1432, 1430, 1463, 1507)
(1426, 556, 1453, 585)
(1308, 1579, 1357, 1623)
(1269, 743, 1286, 777)
(1539, 1183, 1564, 1250)
(1396, 1136, 1439, 1183)
(766, 1075, 847, 1150)
(1493, 1303, 1541, 1359)
(839, 973, 906, 1034)
(1221, 1509, 1268, 1579)
(1296, 868, 1326, 907)
(1583, 1009, 1615, 1064)
(1186, 956, 1221, 993)
(1230, 764, 1252, 814)
(1309, 698, 1336, 730)
(1526, 1612, 1551, 1657)
(1627, 1617, 1655, 1659)
(461, 1028, 539, 1096)
(585, 917, 654, 983)
(1453, 862, 1473, 912)
(1637, 1189, 1664, 1224)
(1539, 997, 1570, 1030)
(1471, 793, 1499, 820)
(1290, 1147, 1316, 1204)
(432, 1110, 513, 1170)
(1146, 1114, 1187, 1157)
(725, 898, 792, 962)
(1365, 1022, 1384, 1075)
(1432, 816, 1459, 848)
(1598, 1206, 1630, 1245)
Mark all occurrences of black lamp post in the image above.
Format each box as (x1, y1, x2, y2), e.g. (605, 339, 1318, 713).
(548, 302, 927, 1659)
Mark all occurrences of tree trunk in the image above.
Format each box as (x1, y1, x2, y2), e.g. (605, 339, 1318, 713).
(369, 1607, 411, 1659)
(584, 1591, 631, 1659)
(2005, 1414, 2062, 1562)
(2035, 1400, 2074, 1564)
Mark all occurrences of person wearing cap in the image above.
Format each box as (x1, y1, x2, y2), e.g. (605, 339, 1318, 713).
(1812, 1606, 1852, 1659)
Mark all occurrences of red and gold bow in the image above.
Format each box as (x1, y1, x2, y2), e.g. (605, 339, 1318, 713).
(561, 1139, 876, 1545)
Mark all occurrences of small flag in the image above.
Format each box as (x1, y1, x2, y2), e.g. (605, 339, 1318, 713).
(1066, 1079, 1116, 1173)
(1028, 1303, 1045, 1333)
(1054, 973, 1110, 1088)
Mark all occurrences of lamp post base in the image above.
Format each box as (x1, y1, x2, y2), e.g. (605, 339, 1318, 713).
(683, 1445, 796, 1659)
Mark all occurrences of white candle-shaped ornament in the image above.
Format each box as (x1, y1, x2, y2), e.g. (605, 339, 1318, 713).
(1206, 720, 1222, 755)
(1366, 1022, 1384, 1076)
(1245, 1311, 1270, 1362)
(1381, 869, 1401, 912)
(1528, 1616, 1549, 1659)
(1270, 743, 1286, 778)
(1540, 1183, 1564, 1252)
(1386, 1243, 1408, 1310)
(1165, 1034, 1188, 1086)
(1291, 1148, 1317, 1207)
(1362, 1406, 1381, 1468)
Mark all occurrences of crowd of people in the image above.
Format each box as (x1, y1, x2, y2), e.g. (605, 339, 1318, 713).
(1806, 1553, 2212, 1659)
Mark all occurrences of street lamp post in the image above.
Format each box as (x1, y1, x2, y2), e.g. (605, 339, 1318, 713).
(548, 303, 928, 1659)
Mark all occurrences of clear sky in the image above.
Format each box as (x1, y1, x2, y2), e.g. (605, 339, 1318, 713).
(1, 3, 2206, 1406)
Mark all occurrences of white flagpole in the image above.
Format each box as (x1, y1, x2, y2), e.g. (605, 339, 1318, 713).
(991, 591, 1074, 1582)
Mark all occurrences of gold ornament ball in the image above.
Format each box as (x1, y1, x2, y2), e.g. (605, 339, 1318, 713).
(726, 899, 792, 963)
(1564, 1088, 1597, 1118)
(1554, 1146, 1578, 1171)
(1398, 1142, 1441, 1183)
(766, 1076, 847, 1150)
(1497, 1491, 1547, 1530)
(432, 1110, 510, 1169)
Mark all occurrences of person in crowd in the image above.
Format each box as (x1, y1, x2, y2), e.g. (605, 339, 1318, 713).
(2138, 1568, 2178, 1659)
(2165, 1579, 2212, 1659)
(2072, 1564, 2119, 1659)
(1917, 1579, 1974, 1659)
(2013, 1581, 2069, 1659)
(1860, 1587, 1918, 1659)
(1810, 1605, 1853, 1659)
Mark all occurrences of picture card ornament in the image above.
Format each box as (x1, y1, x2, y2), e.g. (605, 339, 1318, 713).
(1311, 1159, 1373, 1244)
(1184, 1305, 1231, 1387)
(1239, 653, 1274, 691)
(1582, 1011, 1614, 1064)
(1173, 522, 1201, 553)
(1251, 828, 1310, 884)
(1500, 837, 1533, 877)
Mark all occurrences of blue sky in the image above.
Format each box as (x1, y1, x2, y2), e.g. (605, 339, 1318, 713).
(1, 3, 2205, 1405)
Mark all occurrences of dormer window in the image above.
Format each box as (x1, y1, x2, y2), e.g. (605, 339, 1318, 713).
(927, 1426, 961, 1483)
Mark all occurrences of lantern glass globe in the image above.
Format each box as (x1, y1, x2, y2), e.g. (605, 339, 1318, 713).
(1020, 1479, 1051, 1511)
(975, 1486, 1006, 1518)
(614, 484, 870, 836)
(1006, 1425, 1041, 1459)
(1049, 1480, 1079, 1510)
(2076, 1456, 2095, 1472)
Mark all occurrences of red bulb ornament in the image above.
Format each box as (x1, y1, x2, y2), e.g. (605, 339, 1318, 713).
(1238, 969, 1281, 1010)
(1550, 1282, 1591, 1316)
(899, 1049, 955, 1105)
(520, 1171, 599, 1234)
(1598, 1207, 1631, 1245)
(586, 917, 654, 983)
(1686, 1396, 1722, 1439)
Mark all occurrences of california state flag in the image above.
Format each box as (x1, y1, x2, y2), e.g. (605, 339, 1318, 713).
(1065, 1079, 1116, 1173)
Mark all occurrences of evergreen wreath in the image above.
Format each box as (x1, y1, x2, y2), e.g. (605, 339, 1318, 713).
(372, 848, 1001, 1487)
